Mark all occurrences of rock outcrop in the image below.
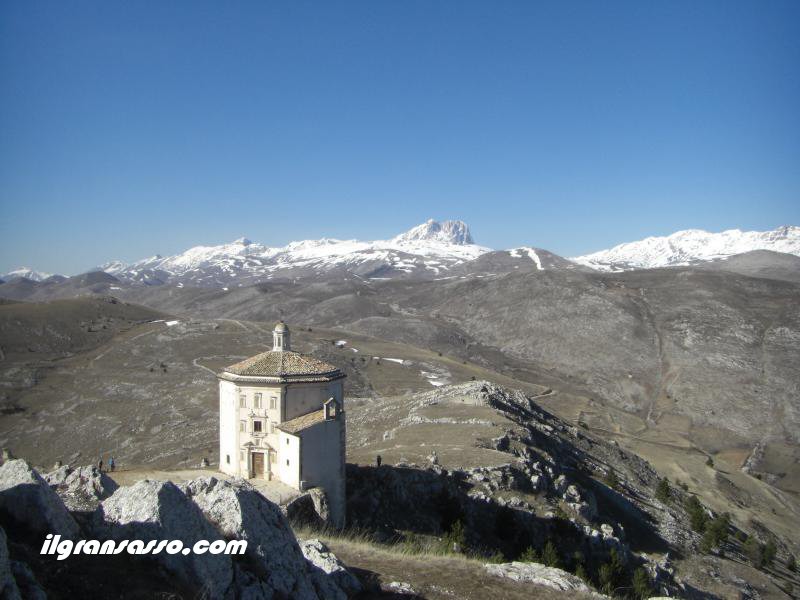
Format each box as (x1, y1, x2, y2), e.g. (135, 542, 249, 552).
(301, 538, 363, 600)
(182, 476, 320, 599)
(0, 459, 80, 538)
(97, 479, 234, 598)
(44, 464, 118, 511)
(285, 487, 332, 528)
(485, 561, 597, 593)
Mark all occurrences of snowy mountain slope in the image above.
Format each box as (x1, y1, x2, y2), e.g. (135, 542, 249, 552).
(0, 267, 53, 282)
(571, 225, 800, 271)
(99, 220, 491, 286)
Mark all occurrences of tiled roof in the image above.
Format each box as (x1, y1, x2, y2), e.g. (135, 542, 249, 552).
(276, 409, 326, 434)
(222, 350, 342, 379)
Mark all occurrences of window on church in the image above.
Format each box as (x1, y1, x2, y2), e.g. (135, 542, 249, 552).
(239, 421, 245, 432)
(226, 455, 230, 464)
(239, 394, 246, 408)
(286, 438, 289, 445)
(254, 393, 262, 408)
(253, 420, 263, 433)
(286, 459, 289, 466)
(270, 396, 277, 410)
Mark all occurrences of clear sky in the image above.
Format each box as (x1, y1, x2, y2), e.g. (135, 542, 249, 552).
(1, 1, 798, 275)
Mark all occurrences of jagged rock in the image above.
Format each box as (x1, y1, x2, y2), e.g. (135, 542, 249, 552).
(98, 479, 233, 598)
(285, 487, 331, 528)
(182, 477, 318, 599)
(0, 459, 80, 538)
(0, 527, 21, 600)
(384, 581, 417, 595)
(485, 561, 595, 593)
(301, 539, 362, 599)
(44, 464, 118, 511)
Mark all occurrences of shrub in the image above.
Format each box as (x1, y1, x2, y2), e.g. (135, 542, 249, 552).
(700, 513, 730, 553)
(743, 537, 764, 568)
(604, 470, 619, 491)
(655, 477, 670, 503)
(684, 495, 707, 533)
(541, 540, 560, 568)
(632, 567, 653, 599)
(442, 520, 466, 554)
(598, 563, 615, 595)
(787, 553, 796, 573)
(518, 546, 539, 563)
(705, 456, 714, 467)
(763, 539, 777, 567)
(574, 563, 589, 583)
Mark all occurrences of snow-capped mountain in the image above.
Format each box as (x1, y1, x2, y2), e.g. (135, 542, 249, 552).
(0, 267, 53, 282)
(100, 220, 490, 286)
(572, 226, 800, 271)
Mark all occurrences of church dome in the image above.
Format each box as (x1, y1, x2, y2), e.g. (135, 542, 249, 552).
(274, 321, 288, 332)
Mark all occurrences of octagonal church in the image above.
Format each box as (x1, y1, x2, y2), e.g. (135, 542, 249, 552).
(218, 322, 346, 526)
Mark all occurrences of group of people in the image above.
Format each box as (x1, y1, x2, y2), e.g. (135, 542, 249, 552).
(97, 455, 115, 473)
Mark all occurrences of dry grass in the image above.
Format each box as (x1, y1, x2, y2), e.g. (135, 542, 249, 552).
(292, 525, 594, 600)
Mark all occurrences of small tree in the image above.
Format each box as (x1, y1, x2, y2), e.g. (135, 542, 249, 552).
(541, 540, 560, 568)
(684, 495, 707, 532)
(705, 456, 714, 467)
(655, 477, 670, 503)
(574, 563, 589, 583)
(632, 567, 653, 599)
(519, 546, 539, 563)
(787, 553, 797, 573)
(743, 537, 764, 568)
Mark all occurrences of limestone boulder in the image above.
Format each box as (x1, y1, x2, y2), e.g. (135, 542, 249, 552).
(485, 561, 596, 593)
(300, 539, 362, 599)
(44, 465, 118, 511)
(0, 460, 80, 538)
(285, 487, 331, 528)
(98, 479, 233, 598)
(183, 476, 318, 599)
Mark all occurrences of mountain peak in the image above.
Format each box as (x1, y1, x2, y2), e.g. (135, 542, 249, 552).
(393, 219, 475, 245)
(1, 267, 53, 282)
(233, 237, 252, 246)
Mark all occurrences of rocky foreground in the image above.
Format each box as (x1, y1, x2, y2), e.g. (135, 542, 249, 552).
(0, 456, 604, 599)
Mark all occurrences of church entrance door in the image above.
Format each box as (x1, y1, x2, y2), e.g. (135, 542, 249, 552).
(252, 452, 265, 477)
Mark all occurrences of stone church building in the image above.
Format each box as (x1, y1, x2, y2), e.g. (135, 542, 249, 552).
(218, 322, 346, 526)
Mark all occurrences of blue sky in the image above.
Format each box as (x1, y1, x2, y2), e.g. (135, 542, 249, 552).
(1, 1, 798, 275)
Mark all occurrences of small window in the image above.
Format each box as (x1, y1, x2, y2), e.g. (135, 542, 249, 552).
(239, 421, 245, 432)
(226, 454, 230, 464)
(239, 394, 246, 408)
(286, 438, 290, 445)
(253, 420, 263, 433)
(270, 396, 277, 410)
(286, 459, 289, 466)
(254, 393, 262, 408)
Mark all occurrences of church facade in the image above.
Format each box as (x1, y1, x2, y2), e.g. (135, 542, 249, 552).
(217, 322, 346, 526)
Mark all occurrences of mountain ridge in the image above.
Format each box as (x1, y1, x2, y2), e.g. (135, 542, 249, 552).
(4, 223, 799, 285)
(572, 225, 800, 271)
